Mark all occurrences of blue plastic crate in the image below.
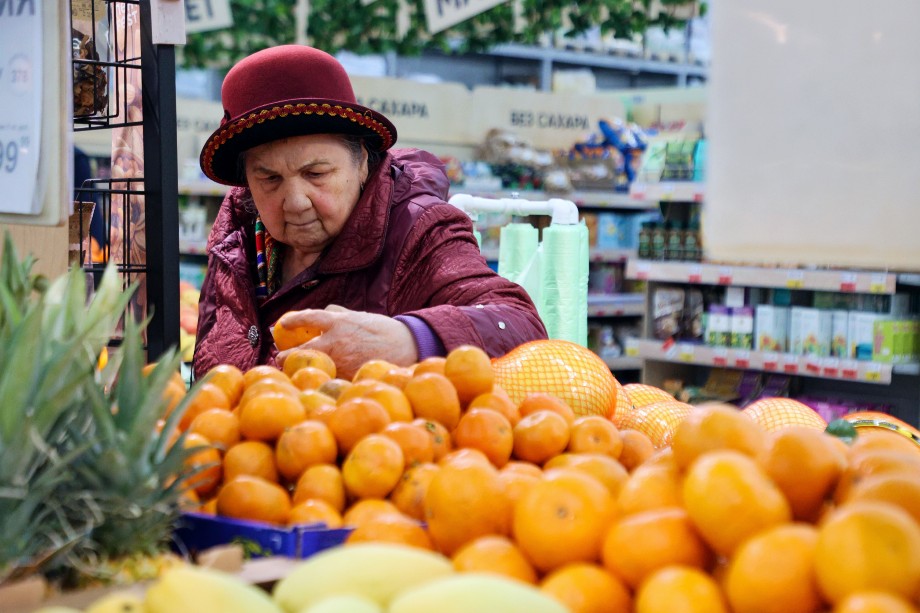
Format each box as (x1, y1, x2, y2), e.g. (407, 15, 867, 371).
(175, 512, 352, 559)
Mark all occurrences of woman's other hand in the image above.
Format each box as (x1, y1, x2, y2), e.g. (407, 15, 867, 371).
(275, 305, 418, 379)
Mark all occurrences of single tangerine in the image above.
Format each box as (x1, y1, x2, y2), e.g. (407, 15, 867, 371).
(452, 408, 514, 468)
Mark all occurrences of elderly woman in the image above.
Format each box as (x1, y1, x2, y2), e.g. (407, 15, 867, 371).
(193, 45, 547, 379)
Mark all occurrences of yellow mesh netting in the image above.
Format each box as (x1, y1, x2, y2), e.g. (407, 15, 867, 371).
(493, 340, 619, 418)
(621, 384, 675, 409)
(742, 398, 827, 432)
(618, 400, 694, 448)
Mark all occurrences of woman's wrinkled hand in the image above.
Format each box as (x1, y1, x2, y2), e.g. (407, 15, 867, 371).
(275, 304, 418, 380)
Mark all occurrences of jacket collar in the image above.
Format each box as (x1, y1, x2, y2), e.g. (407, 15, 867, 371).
(317, 152, 394, 274)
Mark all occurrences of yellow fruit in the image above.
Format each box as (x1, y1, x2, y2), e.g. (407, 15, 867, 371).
(814, 501, 920, 604)
(388, 573, 567, 613)
(301, 594, 383, 613)
(723, 523, 822, 613)
(671, 403, 767, 470)
(34, 609, 86, 613)
(85, 593, 145, 613)
(635, 566, 729, 613)
(682, 450, 791, 556)
(832, 592, 920, 613)
(145, 565, 282, 613)
(271, 543, 454, 611)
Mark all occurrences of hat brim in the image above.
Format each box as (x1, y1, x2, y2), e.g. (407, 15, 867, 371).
(200, 98, 397, 186)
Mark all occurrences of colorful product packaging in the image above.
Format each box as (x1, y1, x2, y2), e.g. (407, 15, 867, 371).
(706, 304, 731, 347)
(730, 306, 754, 349)
(755, 305, 789, 352)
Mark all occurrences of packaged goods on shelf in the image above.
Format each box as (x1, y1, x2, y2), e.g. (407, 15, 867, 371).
(755, 305, 789, 352)
(653, 287, 685, 339)
(730, 306, 754, 349)
(706, 304, 731, 347)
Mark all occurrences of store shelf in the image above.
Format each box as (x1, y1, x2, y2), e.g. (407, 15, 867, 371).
(626, 259, 898, 294)
(179, 179, 230, 197)
(591, 248, 635, 263)
(179, 239, 209, 256)
(624, 338, 914, 385)
(450, 188, 655, 210)
(603, 356, 644, 371)
(628, 181, 706, 202)
(588, 293, 645, 317)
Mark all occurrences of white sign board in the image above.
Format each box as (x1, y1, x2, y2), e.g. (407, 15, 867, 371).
(705, 0, 920, 271)
(185, 0, 233, 34)
(0, 0, 69, 226)
(424, 0, 507, 34)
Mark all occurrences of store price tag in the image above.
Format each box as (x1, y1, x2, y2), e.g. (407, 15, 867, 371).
(0, 7, 43, 216)
(734, 350, 751, 369)
(786, 270, 805, 289)
(804, 358, 822, 375)
(678, 345, 695, 363)
(634, 262, 651, 281)
(687, 265, 703, 284)
(664, 340, 678, 360)
(762, 352, 779, 371)
(869, 273, 889, 294)
(840, 360, 859, 380)
(624, 339, 640, 357)
(839, 272, 857, 293)
(864, 364, 882, 382)
(822, 358, 840, 378)
(783, 356, 799, 374)
(630, 183, 647, 200)
(717, 267, 733, 285)
(659, 183, 675, 201)
(712, 348, 728, 367)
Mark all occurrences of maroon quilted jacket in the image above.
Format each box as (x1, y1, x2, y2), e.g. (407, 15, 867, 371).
(193, 148, 547, 378)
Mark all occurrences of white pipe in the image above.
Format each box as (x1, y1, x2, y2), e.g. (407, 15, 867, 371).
(448, 193, 580, 225)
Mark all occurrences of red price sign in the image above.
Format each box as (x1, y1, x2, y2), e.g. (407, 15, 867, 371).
(688, 265, 702, 284)
(718, 268, 733, 285)
(839, 273, 857, 293)
(783, 361, 799, 374)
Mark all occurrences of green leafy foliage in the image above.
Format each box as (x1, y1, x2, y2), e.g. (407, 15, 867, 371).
(181, 0, 703, 69)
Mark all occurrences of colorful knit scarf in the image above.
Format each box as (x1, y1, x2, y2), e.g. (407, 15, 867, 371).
(254, 217, 282, 300)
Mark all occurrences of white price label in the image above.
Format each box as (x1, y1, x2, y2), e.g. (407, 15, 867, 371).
(869, 274, 888, 294)
(786, 270, 805, 289)
(678, 345, 695, 362)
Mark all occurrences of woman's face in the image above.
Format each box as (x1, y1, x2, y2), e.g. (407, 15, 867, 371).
(244, 134, 368, 256)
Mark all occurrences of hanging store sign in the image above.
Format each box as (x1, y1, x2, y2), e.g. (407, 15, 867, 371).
(185, 0, 233, 34)
(424, 0, 508, 34)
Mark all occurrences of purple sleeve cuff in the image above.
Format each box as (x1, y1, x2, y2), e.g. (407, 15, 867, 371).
(395, 315, 446, 360)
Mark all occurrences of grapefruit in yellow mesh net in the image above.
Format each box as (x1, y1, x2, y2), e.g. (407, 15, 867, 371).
(742, 398, 827, 432)
(621, 384, 675, 408)
(617, 400, 695, 449)
(842, 411, 920, 453)
(492, 340, 619, 418)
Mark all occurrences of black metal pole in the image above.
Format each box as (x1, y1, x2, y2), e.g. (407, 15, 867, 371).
(140, 0, 180, 361)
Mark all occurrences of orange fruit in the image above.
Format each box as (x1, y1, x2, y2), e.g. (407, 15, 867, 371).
(298, 389, 338, 417)
(223, 440, 278, 483)
(618, 400, 694, 449)
(541, 563, 632, 613)
(281, 348, 336, 379)
(568, 416, 623, 458)
(188, 408, 241, 453)
(617, 462, 683, 516)
(452, 535, 538, 585)
(199, 497, 218, 515)
(618, 429, 656, 471)
(317, 377, 353, 400)
(601, 507, 712, 589)
(352, 359, 399, 382)
(342, 434, 405, 500)
(217, 475, 291, 524)
(518, 392, 576, 424)
(845, 473, 920, 525)
(682, 450, 791, 556)
(389, 462, 440, 521)
(293, 464, 346, 512)
(497, 467, 542, 509)
(362, 383, 414, 422)
(326, 397, 391, 453)
(345, 513, 433, 550)
(502, 460, 544, 478)
(413, 356, 447, 376)
(511, 410, 570, 465)
(403, 372, 461, 431)
(742, 397, 827, 432)
(179, 382, 231, 431)
(760, 426, 847, 521)
(183, 433, 222, 497)
(275, 420, 338, 482)
(335, 378, 382, 404)
(848, 426, 920, 459)
(271, 318, 322, 351)
(238, 392, 306, 441)
(380, 367, 413, 390)
(671, 403, 767, 471)
(162, 379, 187, 418)
(424, 462, 511, 555)
(835, 450, 920, 503)
(413, 418, 452, 461)
(242, 365, 291, 389)
(289, 366, 332, 391)
(467, 391, 522, 426)
(238, 377, 299, 410)
(724, 523, 821, 613)
(288, 498, 344, 528)
(833, 592, 920, 613)
(438, 447, 493, 469)
(452, 408, 513, 468)
(342, 498, 403, 528)
(543, 453, 629, 499)
(621, 383, 674, 409)
(444, 345, 494, 405)
(512, 469, 615, 573)
(635, 566, 729, 613)
(381, 421, 435, 467)
(204, 363, 245, 407)
(815, 501, 920, 604)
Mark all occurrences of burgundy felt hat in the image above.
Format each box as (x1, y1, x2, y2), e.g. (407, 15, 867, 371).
(199, 45, 397, 186)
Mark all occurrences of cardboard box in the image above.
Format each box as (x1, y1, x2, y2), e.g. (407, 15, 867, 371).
(706, 305, 731, 347)
(174, 513, 352, 559)
(849, 312, 890, 361)
(730, 306, 754, 349)
(755, 305, 789, 352)
(831, 310, 849, 358)
(793, 308, 833, 357)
